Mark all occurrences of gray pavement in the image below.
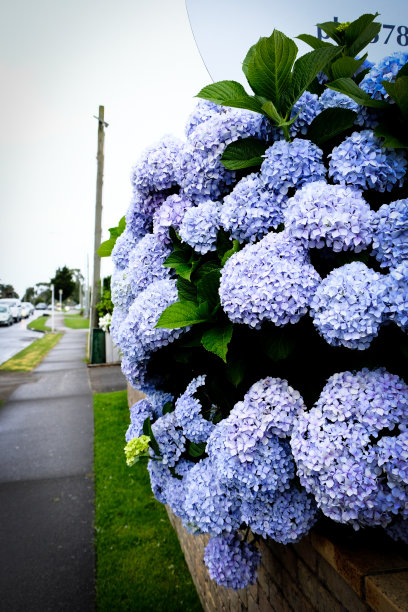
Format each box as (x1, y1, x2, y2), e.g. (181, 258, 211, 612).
(0, 315, 43, 365)
(0, 327, 95, 611)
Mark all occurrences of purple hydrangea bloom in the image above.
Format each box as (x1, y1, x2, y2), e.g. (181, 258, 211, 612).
(137, 385, 174, 420)
(220, 173, 286, 243)
(151, 412, 186, 467)
(204, 534, 261, 590)
(329, 130, 407, 192)
(386, 262, 408, 330)
(179, 200, 221, 254)
(183, 458, 241, 536)
(147, 459, 173, 504)
(111, 266, 135, 311)
(125, 398, 155, 442)
(127, 233, 171, 297)
(130, 135, 183, 196)
(284, 181, 374, 252)
(185, 100, 225, 137)
(110, 305, 128, 345)
(125, 190, 166, 239)
(290, 91, 323, 137)
(360, 52, 408, 100)
(174, 458, 194, 477)
(177, 108, 271, 202)
(111, 228, 141, 270)
(377, 431, 408, 519)
(120, 354, 147, 388)
(291, 368, 408, 528)
(208, 423, 295, 501)
(310, 262, 389, 350)
(153, 193, 193, 245)
(174, 375, 215, 443)
(372, 199, 408, 269)
(240, 487, 318, 543)
(164, 476, 189, 523)
(260, 138, 326, 195)
(219, 231, 320, 328)
(117, 279, 187, 371)
(320, 88, 359, 113)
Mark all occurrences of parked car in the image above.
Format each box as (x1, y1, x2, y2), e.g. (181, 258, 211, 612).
(20, 302, 35, 318)
(0, 298, 21, 322)
(0, 304, 13, 326)
(35, 302, 48, 310)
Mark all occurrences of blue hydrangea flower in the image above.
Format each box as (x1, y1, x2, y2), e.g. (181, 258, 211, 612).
(360, 52, 408, 100)
(178, 200, 221, 254)
(372, 198, 408, 269)
(185, 100, 225, 137)
(151, 412, 186, 467)
(260, 138, 326, 195)
(137, 385, 174, 420)
(120, 354, 147, 389)
(386, 262, 408, 330)
(174, 375, 215, 443)
(111, 228, 141, 270)
(125, 190, 166, 239)
(219, 230, 320, 328)
(153, 193, 193, 245)
(111, 266, 135, 311)
(310, 262, 389, 350)
(110, 305, 128, 345)
(291, 368, 408, 528)
(240, 487, 318, 543)
(117, 279, 187, 374)
(177, 108, 271, 202)
(319, 89, 379, 129)
(284, 181, 374, 252)
(204, 534, 261, 590)
(130, 135, 183, 196)
(125, 398, 155, 442)
(164, 475, 189, 523)
(208, 423, 295, 502)
(183, 458, 241, 536)
(290, 91, 323, 137)
(220, 173, 286, 243)
(329, 130, 407, 192)
(127, 233, 171, 297)
(147, 459, 173, 504)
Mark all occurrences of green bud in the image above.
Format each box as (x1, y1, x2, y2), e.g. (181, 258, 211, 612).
(124, 435, 151, 466)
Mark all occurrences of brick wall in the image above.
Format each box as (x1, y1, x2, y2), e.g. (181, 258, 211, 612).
(127, 384, 408, 611)
(166, 509, 408, 612)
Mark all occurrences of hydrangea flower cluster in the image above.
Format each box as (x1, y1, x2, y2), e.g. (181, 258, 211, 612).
(220, 173, 285, 243)
(178, 200, 221, 254)
(184, 99, 225, 137)
(152, 193, 193, 245)
(284, 181, 374, 252)
(310, 262, 390, 349)
(130, 135, 183, 195)
(290, 91, 322, 136)
(204, 534, 261, 590)
(111, 228, 141, 270)
(151, 412, 186, 467)
(127, 233, 171, 296)
(111, 266, 135, 311)
(219, 231, 320, 328)
(386, 262, 408, 330)
(360, 52, 408, 100)
(329, 130, 407, 192)
(177, 108, 271, 202)
(371, 198, 408, 269)
(260, 138, 326, 195)
(291, 368, 408, 528)
(174, 376, 215, 443)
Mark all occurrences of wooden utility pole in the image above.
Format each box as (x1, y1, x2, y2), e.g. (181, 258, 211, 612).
(90, 105, 108, 331)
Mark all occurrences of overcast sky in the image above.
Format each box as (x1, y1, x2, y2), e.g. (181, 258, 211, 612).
(1, 0, 405, 298)
(0, 0, 209, 297)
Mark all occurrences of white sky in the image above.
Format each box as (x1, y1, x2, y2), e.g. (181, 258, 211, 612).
(0, 0, 209, 297)
(1, 0, 405, 297)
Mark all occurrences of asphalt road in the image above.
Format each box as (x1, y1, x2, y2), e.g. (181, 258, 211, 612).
(0, 313, 46, 365)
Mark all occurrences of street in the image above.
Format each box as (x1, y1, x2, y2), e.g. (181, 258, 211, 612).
(0, 314, 45, 365)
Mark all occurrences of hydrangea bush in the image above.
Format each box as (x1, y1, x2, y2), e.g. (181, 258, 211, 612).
(101, 13, 408, 591)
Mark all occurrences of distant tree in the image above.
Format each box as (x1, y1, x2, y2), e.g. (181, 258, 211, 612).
(50, 266, 75, 300)
(0, 283, 19, 298)
(22, 286, 35, 302)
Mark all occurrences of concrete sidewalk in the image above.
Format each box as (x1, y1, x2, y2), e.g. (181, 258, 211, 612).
(0, 328, 95, 611)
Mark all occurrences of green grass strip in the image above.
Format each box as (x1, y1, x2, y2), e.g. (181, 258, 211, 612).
(94, 391, 202, 612)
(0, 333, 63, 371)
(27, 316, 52, 332)
(64, 317, 89, 329)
